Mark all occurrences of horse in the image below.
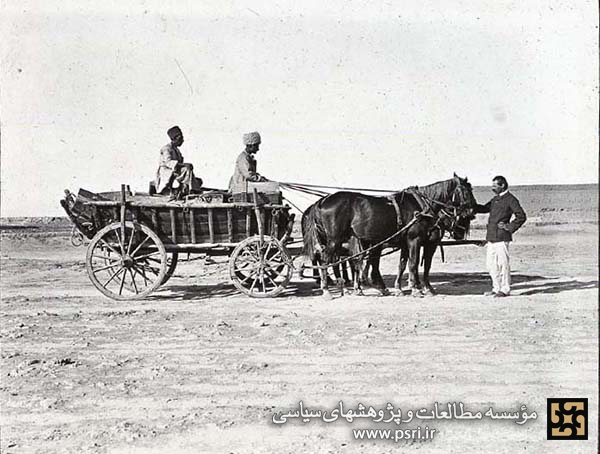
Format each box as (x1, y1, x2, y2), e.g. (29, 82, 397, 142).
(302, 174, 476, 298)
(301, 202, 355, 292)
(391, 177, 476, 296)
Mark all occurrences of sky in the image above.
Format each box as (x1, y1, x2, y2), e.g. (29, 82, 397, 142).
(1, 1, 598, 216)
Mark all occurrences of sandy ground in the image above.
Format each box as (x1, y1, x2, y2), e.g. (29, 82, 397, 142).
(1, 222, 598, 453)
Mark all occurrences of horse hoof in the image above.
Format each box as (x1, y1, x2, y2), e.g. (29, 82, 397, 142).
(394, 288, 405, 296)
(423, 289, 436, 297)
(322, 291, 333, 300)
(379, 288, 390, 297)
(411, 289, 424, 298)
(355, 290, 365, 296)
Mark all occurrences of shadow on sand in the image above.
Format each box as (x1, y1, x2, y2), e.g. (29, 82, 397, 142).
(149, 273, 597, 301)
(383, 272, 598, 296)
(150, 279, 322, 301)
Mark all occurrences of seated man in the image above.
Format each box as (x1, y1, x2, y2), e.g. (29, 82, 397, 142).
(228, 131, 268, 193)
(155, 126, 202, 199)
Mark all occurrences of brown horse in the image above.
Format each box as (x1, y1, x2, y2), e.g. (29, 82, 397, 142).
(302, 175, 476, 298)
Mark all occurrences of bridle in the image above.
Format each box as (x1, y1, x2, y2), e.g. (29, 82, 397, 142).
(410, 183, 475, 239)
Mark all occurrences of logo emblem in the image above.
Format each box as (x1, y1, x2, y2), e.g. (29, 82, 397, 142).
(547, 398, 588, 440)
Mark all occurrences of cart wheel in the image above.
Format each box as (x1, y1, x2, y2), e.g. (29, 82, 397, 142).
(85, 221, 167, 300)
(229, 235, 293, 298)
(146, 252, 178, 286)
(160, 252, 179, 285)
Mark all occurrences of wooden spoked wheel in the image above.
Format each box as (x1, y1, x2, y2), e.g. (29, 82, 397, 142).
(160, 252, 179, 286)
(229, 235, 293, 298)
(85, 222, 167, 300)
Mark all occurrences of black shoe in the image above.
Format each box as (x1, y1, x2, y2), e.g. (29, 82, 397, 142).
(494, 291, 509, 298)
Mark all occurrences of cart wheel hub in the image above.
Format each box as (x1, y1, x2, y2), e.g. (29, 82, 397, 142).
(122, 255, 135, 268)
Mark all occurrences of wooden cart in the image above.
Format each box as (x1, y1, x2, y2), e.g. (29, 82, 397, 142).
(61, 185, 295, 300)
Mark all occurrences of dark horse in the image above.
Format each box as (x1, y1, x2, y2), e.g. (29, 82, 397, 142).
(301, 202, 355, 291)
(302, 174, 476, 298)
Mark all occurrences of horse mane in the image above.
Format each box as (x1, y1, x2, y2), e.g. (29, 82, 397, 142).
(418, 177, 457, 202)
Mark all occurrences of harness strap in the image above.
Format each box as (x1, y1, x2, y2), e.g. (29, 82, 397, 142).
(387, 194, 403, 230)
(404, 186, 435, 215)
(302, 213, 423, 271)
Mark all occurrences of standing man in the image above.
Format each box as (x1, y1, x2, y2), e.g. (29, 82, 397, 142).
(475, 176, 527, 297)
(155, 126, 201, 199)
(228, 131, 267, 193)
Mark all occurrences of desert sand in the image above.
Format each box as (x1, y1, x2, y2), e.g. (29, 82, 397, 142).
(1, 192, 598, 453)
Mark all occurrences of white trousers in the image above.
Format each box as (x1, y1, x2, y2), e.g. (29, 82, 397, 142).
(486, 241, 511, 294)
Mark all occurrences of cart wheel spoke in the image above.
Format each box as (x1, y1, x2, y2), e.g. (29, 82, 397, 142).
(137, 263, 160, 275)
(93, 262, 121, 274)
(266, 250, 282, 262)
(118, 270, 126, 295)
(129, 234, 152, 257)
(260, 275, 266, 293)
(132, 265, 150, 286)
(128, 269, 139, 294)
(99, 238, 121, 257)
(240, 270, 258, 284)
(110, 228, 126, 255)
(234, 263, 260, 274)
(265, 273, 278, 288)
(263, 241, 273, 260)
(134, 251, 163, 261)
(103, 267, 125, 287)
(249, 275, 259, 293)
(126, 223, 136, 255)
(92, 254, 120, 263)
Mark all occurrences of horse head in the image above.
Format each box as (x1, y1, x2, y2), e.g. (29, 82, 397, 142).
(444, 173, 477, 239)
(452, 173, 477, 212)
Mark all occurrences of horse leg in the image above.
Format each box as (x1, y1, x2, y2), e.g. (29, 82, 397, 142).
(349, 238, 364, 296)
(394, 246, 409, 296)
(319, 262, 332, 300)
(361, 260, 372, 287)
(407, 239, 424, 297)
(333, 263, 345, 296)
(320, 242, 340, 300)
(369, 246, 389, 296)
(422, 241, 438, 296)
(342, 261, 351, 287)
(313, 256, 334, 287)
(312, 258, 321, 285)
(351, 259, 364, 296)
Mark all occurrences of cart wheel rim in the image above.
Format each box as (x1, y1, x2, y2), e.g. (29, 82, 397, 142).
(86, 221, 167, 300)
(160, 252, 179, 286)
(229, 235, 293, 298)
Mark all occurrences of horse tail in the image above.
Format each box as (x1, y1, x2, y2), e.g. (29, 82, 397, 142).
(302, 203, 324, 260)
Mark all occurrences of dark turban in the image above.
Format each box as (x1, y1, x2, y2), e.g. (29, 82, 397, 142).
(167, 126, 182, 140)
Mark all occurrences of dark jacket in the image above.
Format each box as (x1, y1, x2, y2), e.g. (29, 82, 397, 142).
(475, 191, 526, 242)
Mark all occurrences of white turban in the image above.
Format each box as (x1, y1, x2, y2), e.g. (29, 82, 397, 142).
(243, 131, 261, 145)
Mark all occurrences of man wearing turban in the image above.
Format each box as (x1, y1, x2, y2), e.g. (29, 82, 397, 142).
(228, 131, 268, 193)
(155, 126, 202, 199)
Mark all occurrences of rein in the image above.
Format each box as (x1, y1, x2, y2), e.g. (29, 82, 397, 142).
(299, 211, 431, 271)
(404, 186, 471, 238)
